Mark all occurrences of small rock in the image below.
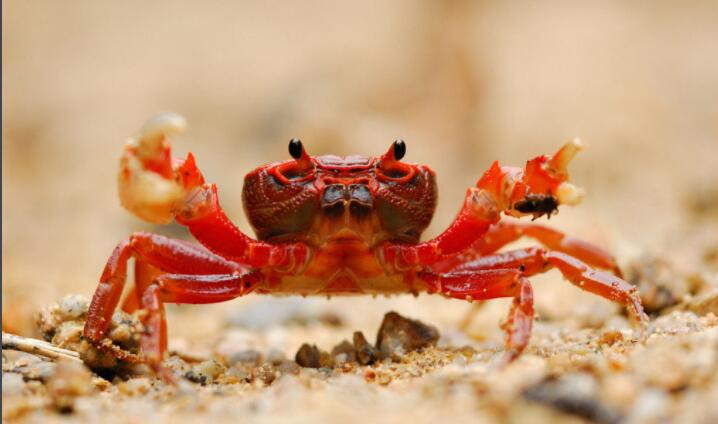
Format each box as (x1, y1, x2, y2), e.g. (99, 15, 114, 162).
(184, 359, 226, 385)
(375, 311, 439, 361)
(295, 343, 321, 368)
(46, 358, 95, 413)
(252, 363, 278, 385)
(163, 355, 190, 375)
(599, 330, 624, 346)
(36, 296, 143, 371)
(353, 331, 378, 365)
(117, 377, 152, 396)
(10, 357, 57, 382)
(331, 340, 356, 363)
(58, 295, 89, 320)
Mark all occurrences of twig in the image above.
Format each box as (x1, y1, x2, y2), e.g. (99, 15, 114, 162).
(2, 331, 82, 363)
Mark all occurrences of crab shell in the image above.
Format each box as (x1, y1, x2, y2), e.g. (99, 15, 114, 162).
(239, 143, 438, 294)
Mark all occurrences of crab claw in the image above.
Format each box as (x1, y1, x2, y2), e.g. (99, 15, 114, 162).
(555, 181, 585, 206)
(118, 113, 191, 224)
(502, 139, 586, 219)
(549, 139, 585, 206)
(548, 138, 583, 176)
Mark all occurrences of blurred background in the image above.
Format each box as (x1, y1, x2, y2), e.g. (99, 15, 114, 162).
(3, 1, 718, 345)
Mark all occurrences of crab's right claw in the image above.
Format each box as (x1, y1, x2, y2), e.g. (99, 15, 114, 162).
(506, 139, 586, 219)
(548, 139, 585, 206)
(118, 113, 195, 224)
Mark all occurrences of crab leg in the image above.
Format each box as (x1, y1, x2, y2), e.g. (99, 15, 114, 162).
(84, 233, 244, 343)
(419, 269, 534, 363)
(139, 271, 262, 367)
(432, 221, 623, 276)
(382, 140, 584, 270)
(439, 247, 648, 329)
(119, 114, 308, 271)
(121, 260, 162, 313)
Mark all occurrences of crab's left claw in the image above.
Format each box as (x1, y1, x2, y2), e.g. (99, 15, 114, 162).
(506, 139, 586, 218)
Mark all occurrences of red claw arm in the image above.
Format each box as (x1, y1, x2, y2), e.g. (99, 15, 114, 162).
(381, 140, 585, 270)
(175, 180, 309, 269)
(119, 114, 309, 271)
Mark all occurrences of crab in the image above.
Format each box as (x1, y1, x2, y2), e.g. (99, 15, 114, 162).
(83, 113, 647, 375)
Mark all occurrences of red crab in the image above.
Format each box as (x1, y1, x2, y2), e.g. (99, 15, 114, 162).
(84, 113, 647, 375)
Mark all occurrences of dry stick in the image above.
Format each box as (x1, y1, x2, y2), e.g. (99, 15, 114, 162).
(2, 331, 82, 363)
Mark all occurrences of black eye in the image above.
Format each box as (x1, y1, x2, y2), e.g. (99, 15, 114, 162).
(289, 138, 303, 159)
(393, 139, 406, 160)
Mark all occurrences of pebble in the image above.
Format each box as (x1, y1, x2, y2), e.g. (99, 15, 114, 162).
(252, 364, 278, 385)
(117, 377, 152, 396)
(46, 358, 95, 413)
(375, 311, 440, 361)
(295, 343, 322, 368)
(353, 331, 378, 365)
(58, 295, 90, 320)
(185, 360, 226, 385)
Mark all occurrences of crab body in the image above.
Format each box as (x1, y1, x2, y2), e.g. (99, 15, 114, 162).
(84, 114, 647, 375)
(243, 152, 436, 296)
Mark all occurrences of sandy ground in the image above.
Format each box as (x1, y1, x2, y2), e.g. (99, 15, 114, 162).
(3, 1, 718, 423)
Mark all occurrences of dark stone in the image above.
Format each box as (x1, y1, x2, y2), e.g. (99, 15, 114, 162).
(375, 311, 440, 361)
(353, 331, 378, 365)
(295, 343, 322, 368)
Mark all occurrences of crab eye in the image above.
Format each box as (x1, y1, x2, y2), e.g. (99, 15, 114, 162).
(288, 138, 303, 159)
(393, 139, 406, 160)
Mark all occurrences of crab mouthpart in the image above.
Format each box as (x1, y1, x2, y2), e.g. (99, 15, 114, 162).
(549, 138, 583, 174)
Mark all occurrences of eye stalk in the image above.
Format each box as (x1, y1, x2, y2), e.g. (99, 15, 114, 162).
(377, 139, 414, 181)
(274, 138, 314, 183)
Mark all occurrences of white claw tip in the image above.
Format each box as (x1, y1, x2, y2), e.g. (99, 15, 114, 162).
(556, 182, 584, 206)
(140, 113, 187, 140)
(570, 137, 584, 150)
